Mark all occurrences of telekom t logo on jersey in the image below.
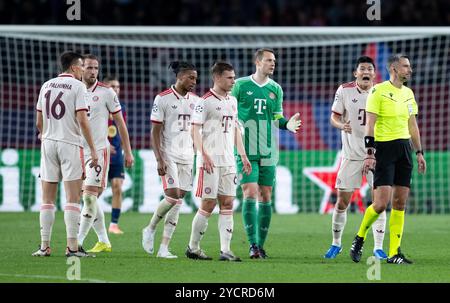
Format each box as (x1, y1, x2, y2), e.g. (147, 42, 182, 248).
(254, 99, 267, 114)
(221, 116, 233, 133)
(178, 114, 191, 131)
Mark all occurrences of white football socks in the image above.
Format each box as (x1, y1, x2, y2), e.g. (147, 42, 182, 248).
(188, 208, 210, 252)
(163, 201, 181, 241)
(64, 203, 81, 241)
(332, 207, 347, 247)
(148, 196, 178, 231)
(372, 210, 386, 251)
(218, 209, 233, 253)
(92, 202, 110, 245)
(39, 203, 55, 249)
(78, 192, 98, 246)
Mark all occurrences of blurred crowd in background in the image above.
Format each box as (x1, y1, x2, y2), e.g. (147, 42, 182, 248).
(2, 0, 449, 26)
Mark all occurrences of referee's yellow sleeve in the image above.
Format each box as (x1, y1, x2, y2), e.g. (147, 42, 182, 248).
(366, 87, 380, 115)
(411, 93, 418, 115)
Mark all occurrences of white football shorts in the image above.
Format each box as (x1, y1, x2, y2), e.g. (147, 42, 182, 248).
(84, 147, 110, 189)
(195, 166, 237, 199)
(335, 158, 373, 190)
(161, 159, 194, 192)
(40, 139, 84, 182)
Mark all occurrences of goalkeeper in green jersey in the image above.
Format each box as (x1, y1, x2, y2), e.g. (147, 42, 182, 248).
(231, 48, 301, 259)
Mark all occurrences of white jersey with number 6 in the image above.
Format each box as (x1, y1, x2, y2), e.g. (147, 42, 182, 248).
(36, 73, 88, 146)
(331, 81, 372, 161)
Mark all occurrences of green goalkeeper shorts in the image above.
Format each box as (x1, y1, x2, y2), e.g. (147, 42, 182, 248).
(236, 158, 276, 187)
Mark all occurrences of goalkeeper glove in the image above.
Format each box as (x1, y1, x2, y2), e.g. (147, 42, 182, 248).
(286, 113, 301, 133)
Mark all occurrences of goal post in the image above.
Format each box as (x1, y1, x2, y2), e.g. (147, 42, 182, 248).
(0, 26, 449, 213)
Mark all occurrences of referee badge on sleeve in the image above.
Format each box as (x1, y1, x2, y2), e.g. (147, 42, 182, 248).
(407, 104, 413, 115)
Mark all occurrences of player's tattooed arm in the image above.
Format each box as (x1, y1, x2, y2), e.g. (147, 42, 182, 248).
(151, 123, 166, 175)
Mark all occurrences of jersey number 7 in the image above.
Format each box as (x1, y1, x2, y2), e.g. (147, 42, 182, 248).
(358, 109, 366, 126)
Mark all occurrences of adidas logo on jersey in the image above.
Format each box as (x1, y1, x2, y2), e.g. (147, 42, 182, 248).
(171, 105, 178, 109)
(246, 91, 253, 95)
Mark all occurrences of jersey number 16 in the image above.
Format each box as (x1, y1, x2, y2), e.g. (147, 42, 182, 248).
(44, 90, 66, 120)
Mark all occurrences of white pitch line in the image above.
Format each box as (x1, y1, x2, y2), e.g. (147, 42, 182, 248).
(0, 273, 117, 283)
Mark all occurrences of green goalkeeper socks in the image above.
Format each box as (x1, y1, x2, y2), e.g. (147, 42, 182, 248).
(257, 201, 272, 248)
(242, 198, 257, 245)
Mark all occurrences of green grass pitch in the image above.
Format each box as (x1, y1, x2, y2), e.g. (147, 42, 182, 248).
(0, 212, 449, 283)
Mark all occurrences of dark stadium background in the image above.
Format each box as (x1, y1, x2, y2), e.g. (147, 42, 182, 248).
(1, 0, 449, 26)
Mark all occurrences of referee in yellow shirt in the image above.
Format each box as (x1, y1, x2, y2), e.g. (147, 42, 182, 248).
(350, 54, 426, 264)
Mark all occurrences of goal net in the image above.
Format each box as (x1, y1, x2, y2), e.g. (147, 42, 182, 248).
(0, 26, 449, 214)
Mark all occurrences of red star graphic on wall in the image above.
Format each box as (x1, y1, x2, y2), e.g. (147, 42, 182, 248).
(303, 152, 370, 214)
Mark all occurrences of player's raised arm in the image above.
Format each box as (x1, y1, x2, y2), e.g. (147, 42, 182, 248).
(112, 111, 134, 168)
(274, 113, 302, 133)
(330, 112, 351, 133)
(330, 86, 351, 133)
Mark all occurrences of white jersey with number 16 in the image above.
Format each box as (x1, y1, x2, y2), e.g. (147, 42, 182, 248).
(36, 73, 88, 147)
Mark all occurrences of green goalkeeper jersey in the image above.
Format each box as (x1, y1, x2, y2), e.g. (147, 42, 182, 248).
(231, 75, 283, 160)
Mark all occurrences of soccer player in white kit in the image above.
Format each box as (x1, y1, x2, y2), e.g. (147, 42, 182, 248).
(142, 61, 198, 258)
(32, 51, 98, 257)
(324, 56, 387, 259)
(186, 62, 252, 261)
(77, 54, 134, 254)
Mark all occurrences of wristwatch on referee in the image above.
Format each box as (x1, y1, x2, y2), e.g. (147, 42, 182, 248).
(415, 150, 424, 156)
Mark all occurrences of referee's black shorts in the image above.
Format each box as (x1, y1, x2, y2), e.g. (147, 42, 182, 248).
(374, 139, 413, 188)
